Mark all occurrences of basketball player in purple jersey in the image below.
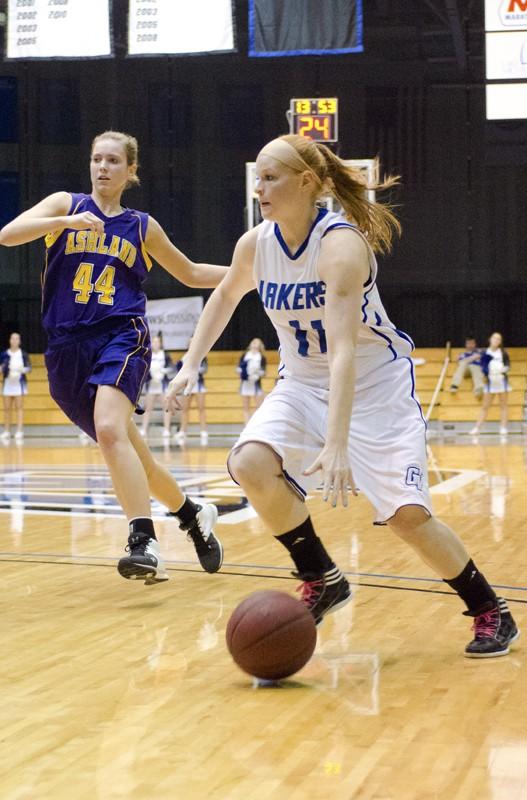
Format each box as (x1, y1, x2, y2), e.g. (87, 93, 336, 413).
(0, 131, 224, 583)
(168, 134, 519, 658)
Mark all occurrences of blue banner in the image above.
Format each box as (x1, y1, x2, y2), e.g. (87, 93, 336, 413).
(249, 0, 363, 57)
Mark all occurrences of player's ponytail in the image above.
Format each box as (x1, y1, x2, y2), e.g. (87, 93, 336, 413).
(315, 144, 401, 254)
(268, 134, 401, 255)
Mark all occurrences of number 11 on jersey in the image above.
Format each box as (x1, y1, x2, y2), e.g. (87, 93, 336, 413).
(289, 319, 327, 356)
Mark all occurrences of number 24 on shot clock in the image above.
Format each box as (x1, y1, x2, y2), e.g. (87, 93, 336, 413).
(289, 98, 339, 143)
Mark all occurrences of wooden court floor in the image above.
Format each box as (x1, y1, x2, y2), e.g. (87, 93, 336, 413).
(1, 435, 526, 800)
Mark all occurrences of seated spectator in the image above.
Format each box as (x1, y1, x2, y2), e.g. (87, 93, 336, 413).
(450, 336, 484, 397)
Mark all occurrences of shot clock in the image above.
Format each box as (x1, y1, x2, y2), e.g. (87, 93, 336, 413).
(289, 97, 339, 143)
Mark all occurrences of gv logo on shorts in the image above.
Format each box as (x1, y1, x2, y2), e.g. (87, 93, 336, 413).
(405, 464, 424, 491)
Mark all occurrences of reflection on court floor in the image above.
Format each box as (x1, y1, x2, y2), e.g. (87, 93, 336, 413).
(0, 463, 248, 518)
(0, 461, 478, 520)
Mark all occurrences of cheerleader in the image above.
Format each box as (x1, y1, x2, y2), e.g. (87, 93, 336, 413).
(470, 332, 511, 436)
(237, 338, 267, 423)
(140, 335, 173, 438)
(1, 332, 31, 442)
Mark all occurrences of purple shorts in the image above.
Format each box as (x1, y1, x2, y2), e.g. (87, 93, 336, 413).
(45, 316, 151, 441)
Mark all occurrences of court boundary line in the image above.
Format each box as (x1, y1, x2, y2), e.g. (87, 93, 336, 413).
(1, 555, 527, 605)
(1, 550, 526, 593)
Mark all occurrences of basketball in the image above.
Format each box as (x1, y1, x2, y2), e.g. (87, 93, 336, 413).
(226, 590, 317, 680)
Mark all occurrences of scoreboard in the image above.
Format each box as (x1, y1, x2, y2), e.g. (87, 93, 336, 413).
(289, 97, 339, 143)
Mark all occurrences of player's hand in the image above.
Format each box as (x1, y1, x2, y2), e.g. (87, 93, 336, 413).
(303, 444, 357, 508)
(166, 367, 198, 413)
(67, 211, 105, 235)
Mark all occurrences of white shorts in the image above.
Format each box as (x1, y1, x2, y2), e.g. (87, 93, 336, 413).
(229, 357, 432, 524)
(240, 379, 264, 397)
(485, 374, 511, 394)
(3, 379, 27, 397)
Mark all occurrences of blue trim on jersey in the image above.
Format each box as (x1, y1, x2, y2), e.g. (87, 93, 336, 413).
(374, 311, 382, 325)
(321, 222, 356, 237)
(282, 467, 307, 498)
(361, 283, 375, 322)
(363, 268, 373, 288)
(394, 327, 415, 350)
(369, 327, 398, 360)
(404, 356, 427, 427)
(274, 207, 328, 261)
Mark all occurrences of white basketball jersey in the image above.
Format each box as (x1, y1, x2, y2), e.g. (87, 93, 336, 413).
(254, 208, 414, 390)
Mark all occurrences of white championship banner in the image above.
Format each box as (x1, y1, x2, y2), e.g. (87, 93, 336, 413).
(7, 0, 111, 59)
(145, 296, 204, 350)
(128, 0, 235, 56)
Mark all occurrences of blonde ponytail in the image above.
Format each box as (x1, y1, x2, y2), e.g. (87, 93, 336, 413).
(273, 135, 401, 254)
(316, 144, 400, 254)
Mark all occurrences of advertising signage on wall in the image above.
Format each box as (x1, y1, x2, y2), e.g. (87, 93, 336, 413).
(485, 1, 527, 118)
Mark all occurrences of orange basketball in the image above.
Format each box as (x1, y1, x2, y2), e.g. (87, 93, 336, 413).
(226, 590, 317, 680)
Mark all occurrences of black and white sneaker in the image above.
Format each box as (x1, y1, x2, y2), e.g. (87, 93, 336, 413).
(295, 566, 352, 626)
(117, 534, 169, 585)
(179, 503, 223, 574)
(464, 596, 520, 658)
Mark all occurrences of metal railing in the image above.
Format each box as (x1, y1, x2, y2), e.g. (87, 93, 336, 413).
(424, 341, 451, 424)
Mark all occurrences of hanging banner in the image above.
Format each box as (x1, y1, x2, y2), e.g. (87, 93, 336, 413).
(248, 0, 363, 57)
(7, 0, 112, 59)
(145, 296, 204, 349)
(128, 0, 235, 56)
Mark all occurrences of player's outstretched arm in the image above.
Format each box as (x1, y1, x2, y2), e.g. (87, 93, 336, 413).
(145, 216, 229, 288)
(166, 228, 258, 409)
(0, 192, 104, 247)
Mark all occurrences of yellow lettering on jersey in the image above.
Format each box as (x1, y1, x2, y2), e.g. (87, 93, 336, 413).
(65, 232, 76, 255)
(97, 234, 109, 255)
(75, 231, 87, 252)
(118, 240, 130, 263)
(94, 265, 116, 305)
(72, 261, 116, 305)
(108, 235, 121, 257)
(72, 262, 94, 304)
(67, 232, 136, 266)
(85, 231, 98, 253)
(125, 244, 137, 268)
(118, 240, 138, 267)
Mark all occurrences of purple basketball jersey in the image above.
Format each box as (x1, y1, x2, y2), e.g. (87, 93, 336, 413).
(42, 193, 151, 341)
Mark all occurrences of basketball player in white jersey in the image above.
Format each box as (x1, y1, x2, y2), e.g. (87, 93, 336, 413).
(167, 134, 518, 658)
